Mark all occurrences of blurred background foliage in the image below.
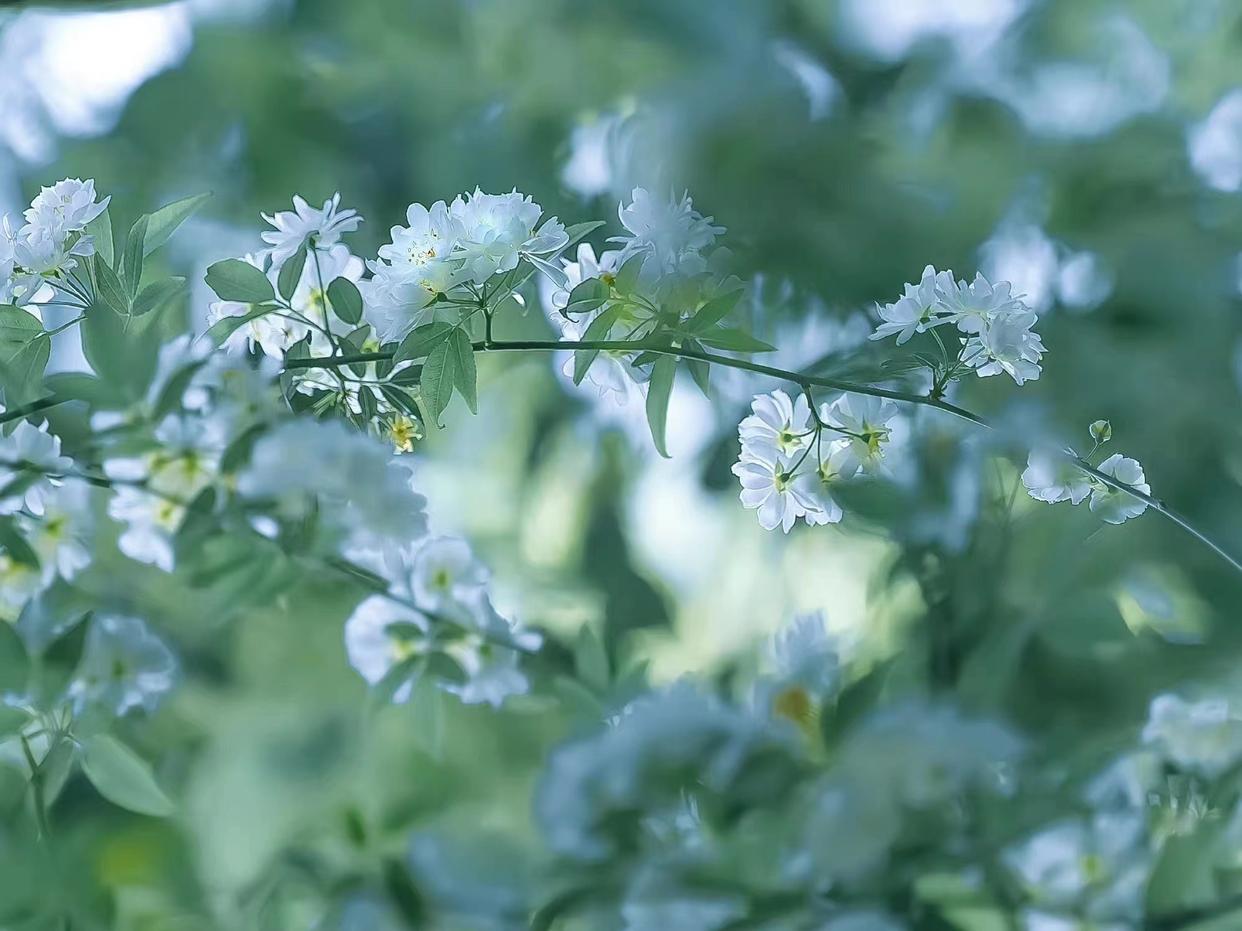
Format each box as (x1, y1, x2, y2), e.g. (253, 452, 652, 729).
(5, 0, 1242, 926)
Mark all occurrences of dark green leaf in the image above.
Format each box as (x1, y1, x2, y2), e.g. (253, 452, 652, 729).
(573, 624, 610, 693)
(395, 321, 454, 363)
(565, 277, 609, 316)
(611, 254, 643, 296)
(645, 356, 675, 458)
(205, 305, 271, 345)
(205, 259, 275, 304)
(449, 326, 477, 414)
(696, 327, 776, 353)
(327, 276, 363, 324)
(81, 735, 175, 817)
(421, 339, 456, 421)
(277, 241, 308, 302)
(689, 289, 743, 332)
(92, 254, 130, 314)
(80, 302, 163, 400)
(0, 305, 49, 406)
(85, 207, 114, 267)
(572, 304, 621, 385)
(564, 220, 605, 248)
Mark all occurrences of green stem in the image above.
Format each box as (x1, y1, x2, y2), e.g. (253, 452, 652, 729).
(0, 395, 68, 426)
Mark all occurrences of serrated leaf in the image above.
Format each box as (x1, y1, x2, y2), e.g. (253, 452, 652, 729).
(93, 254, 130, 314)
(277, 241, 308, 302)
(689, 289, 743, 332)
(395, 321, 454, 363)
(132, 277, 185, 317)
(645, 356, 675, 458)
(205, 259, 275, 304)
(81, 734, 174, 817)
(565, 278, 609, 316)
(123, 214, 148, 296)
(142, 192, 211, 256)
(420, 339, 456, 421)
(327, 276, 363, 324)
(449, 327, 477, 414)
(85, 207, 114, 267)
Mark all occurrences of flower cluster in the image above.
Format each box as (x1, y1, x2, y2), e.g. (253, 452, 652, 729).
(1023, 423, 1150, 525)
(344, 535, 540, 707)
(732, 388, 897, 531)
(364, 189, 568, 342)
(0, 178, 109, 308)
(870, 265, 1046, 386)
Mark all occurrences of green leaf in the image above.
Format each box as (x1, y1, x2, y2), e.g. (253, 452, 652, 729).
(420, 339, 457, 421)
(277, 241, 308, 302)
(0, 305, 49, 405)
(565, 278, 609, 316)
(644, 356, 675, 458)
(81, 735, 175, 817)
(689, 289, 743, 332)
(80, 302, 163, 400)
(85, 207, 114, 267)
(327, 276, 363, 325)
(123, 214, 148, 296)
(205, 259, 274, 304)
(131, 277, 185, 317)
(563, 220, 605, 249)
(449, 326, 477, 414)
(0, 518, 39, 568)
(573, 625, 610, 693)
(92, 254, 130, 314)
(572, 304, 621, 385)
(142, 192, 211, 256)
(696, 327, 776, 353)
(611, 254, 643, 296)
(205, 305, 271, 346)
(395, 321, 454, 363)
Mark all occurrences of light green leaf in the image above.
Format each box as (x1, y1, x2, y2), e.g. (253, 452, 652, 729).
(449, 326, 477, 414)
(564, 220, 605, 249)
(688, 289, 743, 332)
(132, 277, 185, 317)
(277, 241, 308, 302)
(645, 356, 675, 458)
(205, 259, 275, 304)
(93, 254, 130, 314)
(696, 327, 776, 353)
(85, 207, 114, 267)
(0, 305, 50, 405)
(123, 214, 148, 296)
(565, 278, 609, 316)
(420, 339, 457, 421)
(142, 192, 211, 256)
(572, 305, 621, 385)
(573, 624, 609, 693)
(82, 734, 175, 817)
(81, 302, 163, 399)
(205, 305, 270, 346)
(395, 321, 454, 363)
(327, 276, 363, 324)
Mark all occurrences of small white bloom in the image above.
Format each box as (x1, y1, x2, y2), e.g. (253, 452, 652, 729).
(961, 309, 1045, 385)
(18, 478, 93, 584)
(68, 615, 178, 717)
(408, 536, 488, 613)
(344, 594, 429, 703)
(732, 450, 819, 533)
(821, 394, 898, 474)
(22, 178, 109, 241)
(1142, 694, 1242, 777)
(450, 188, 568, 285)
(260, 192, 361, 266)
(1022, 448, 1091, 505)
(937, 272, 1025, 335)
(610, 188, 724, 280)
(738, 389, 813, 463)
(795, 438, 857, 525)
(1088, 453, 1149, 524)
(870, 264, 955, 344)
(0, 421, 73, 515)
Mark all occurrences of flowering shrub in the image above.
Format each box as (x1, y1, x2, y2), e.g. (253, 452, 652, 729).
(0, 174, 1239, 930)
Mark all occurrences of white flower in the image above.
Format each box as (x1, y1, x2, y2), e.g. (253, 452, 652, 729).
(769, 611, 843, 694)
(18, 478, 93, 584)
(107, 486, 182, 572)
(961, 308, 1045, 385)
(937, 272, 1025, 335)
(260, 192, 361, 266)
(13, 225, 94, 277)
(22, 178, 109, 241)
(450, 188, 568, 285)
(408, 536, 488, 613)
(1022, 448, 1091, 505)
(1142, 694, 1242, 777)
(795, 439, 856, 525)
(870, 264, 955, 344)
(67, 615, 177, 717)
(0, 421, 72, 515)
(344, 594, 429, 703)
(821, 393, 898, 474)
(738, 389, 813, 462)
(731, 450, 820, 533)
(1088, 453, 1149, 524)
(610, 188, 724, 280)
